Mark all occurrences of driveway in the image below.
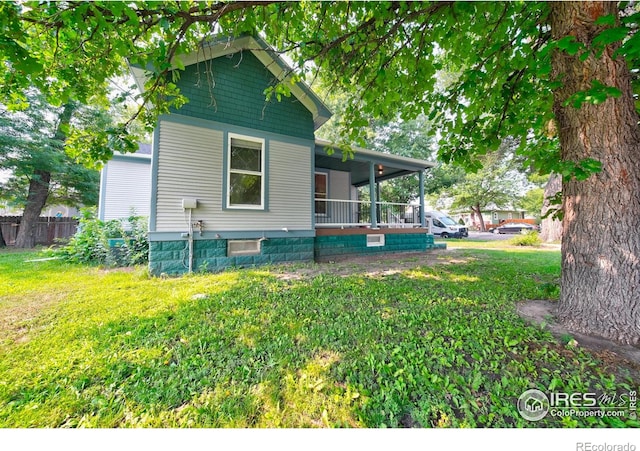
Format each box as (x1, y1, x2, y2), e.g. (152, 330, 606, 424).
(437, 231, 512, 241)
(467, 231, 513, 240)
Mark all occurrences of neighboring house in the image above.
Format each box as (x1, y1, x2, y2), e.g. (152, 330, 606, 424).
(482, 204, 529, 228)
(128, 35, 437, 275)
(98, 144, 152, 221)
(450, 204, 531, 230)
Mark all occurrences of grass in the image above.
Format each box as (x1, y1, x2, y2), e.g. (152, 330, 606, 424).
(0, 246, 637, 428)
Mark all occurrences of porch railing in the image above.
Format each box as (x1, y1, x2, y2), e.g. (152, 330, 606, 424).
(314, 199, 421, 228)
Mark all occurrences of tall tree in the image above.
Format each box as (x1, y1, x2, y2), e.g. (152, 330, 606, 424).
(550, 2, 640, 343)
(1, 1, 638, 341)
(448, 150, 525, 232)
(0, 92, 101, 248)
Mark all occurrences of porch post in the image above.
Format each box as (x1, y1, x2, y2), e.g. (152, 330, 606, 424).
(369, 161, 378, 228)
(419, 170, 426, 227)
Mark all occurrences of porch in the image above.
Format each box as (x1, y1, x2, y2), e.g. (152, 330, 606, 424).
(312, 140, 441, 259)
(313, 139, 435, 230)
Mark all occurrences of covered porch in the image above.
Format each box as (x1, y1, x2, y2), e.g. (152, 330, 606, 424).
(313, 139, 435, 230)
(312, 140, 439, 260)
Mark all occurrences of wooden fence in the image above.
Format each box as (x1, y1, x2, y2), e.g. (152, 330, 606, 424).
(0, 216, 78, 246)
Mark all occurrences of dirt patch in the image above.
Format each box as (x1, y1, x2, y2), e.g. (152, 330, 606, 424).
(273, 249, 464, 281)
(0, 292, 65, 345)
(517, 299, 640, 366)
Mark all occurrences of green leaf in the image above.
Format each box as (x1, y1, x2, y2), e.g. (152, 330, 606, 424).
(592, 27, 628, 48)
(594, 14, 616, 26)
(173, 56, 185, 71)
(565, 80, 622, 109)
(556, 36, 584, 56)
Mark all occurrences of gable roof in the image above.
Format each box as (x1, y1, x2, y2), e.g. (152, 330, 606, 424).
(130, 35, 332, 130)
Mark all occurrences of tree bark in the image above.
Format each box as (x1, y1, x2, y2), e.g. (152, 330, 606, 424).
(472, 204, 486, 232)
(14, 103, 75, 248)
(550, 2, 640, 344)
(0, 223, 5, 247)
(14, 170, 51, 248)
(540, 173, 562, 242)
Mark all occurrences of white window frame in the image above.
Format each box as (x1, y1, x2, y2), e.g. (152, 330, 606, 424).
(227, 133, 265, 210)
(366, 234, 385, 247)
(228, 239, 262, 256)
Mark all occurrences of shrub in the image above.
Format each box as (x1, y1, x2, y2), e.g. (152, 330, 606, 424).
(509, 230, 542, 247)
(52, 207, 149, 266)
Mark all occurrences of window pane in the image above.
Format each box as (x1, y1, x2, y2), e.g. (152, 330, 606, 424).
(315, 200, 327, 215)
(229, 173, 262, 205)
(231, 139, 261, 172)
(315, 173, 327, 195)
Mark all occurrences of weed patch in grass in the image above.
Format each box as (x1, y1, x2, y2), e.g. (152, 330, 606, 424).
(509, 231, 543, 247)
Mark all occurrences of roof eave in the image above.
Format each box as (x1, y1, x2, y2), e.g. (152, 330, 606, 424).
(315, 139, 436, 170)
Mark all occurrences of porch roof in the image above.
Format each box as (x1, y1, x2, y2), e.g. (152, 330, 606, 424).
(314, 139, 436, 187)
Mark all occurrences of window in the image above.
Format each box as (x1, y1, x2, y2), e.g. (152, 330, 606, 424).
(366, 234, 385, 247)
(315, 172, 328, 215)
(228, 239, 261, 256)
(227, 135, 265, 209)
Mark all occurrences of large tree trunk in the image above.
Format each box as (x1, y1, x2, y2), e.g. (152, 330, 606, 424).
(14, 103, 75, 248)
(550, 2, 640, 344)
(540, 173, 562, 242)
(14, 170, 51, 248)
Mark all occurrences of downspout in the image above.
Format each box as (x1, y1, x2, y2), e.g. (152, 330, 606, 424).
(369, 161, 378, 228)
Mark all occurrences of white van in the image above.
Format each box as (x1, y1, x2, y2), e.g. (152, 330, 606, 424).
(426, 211, 468, 238)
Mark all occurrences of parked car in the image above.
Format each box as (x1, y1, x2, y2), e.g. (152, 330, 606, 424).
(493, 223, 538, 234)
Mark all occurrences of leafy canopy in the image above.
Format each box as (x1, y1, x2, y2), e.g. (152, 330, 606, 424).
(1, 1, 638, 172)
(0, 90, 100, 210)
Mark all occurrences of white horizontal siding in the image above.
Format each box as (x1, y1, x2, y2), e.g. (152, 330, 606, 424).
(155, 120, 312, 232)
(262, 140, 312, 229)
(155, 121, 222, 231)
(101, 159, 151, 221)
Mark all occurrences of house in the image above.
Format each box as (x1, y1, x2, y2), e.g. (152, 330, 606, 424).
(450, 204, 533, 230)
(127, 35, 438, 275)
(98, 143, 152, 221)
(483, 204, 528, 225)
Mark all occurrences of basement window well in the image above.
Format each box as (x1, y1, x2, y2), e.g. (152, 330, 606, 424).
(228, 239, 262, 256)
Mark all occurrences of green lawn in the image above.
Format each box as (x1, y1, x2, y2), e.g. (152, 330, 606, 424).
(0, 246, 637, 428)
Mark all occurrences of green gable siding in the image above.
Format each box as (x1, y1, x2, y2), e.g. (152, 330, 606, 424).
(172, 51, 315, 140)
